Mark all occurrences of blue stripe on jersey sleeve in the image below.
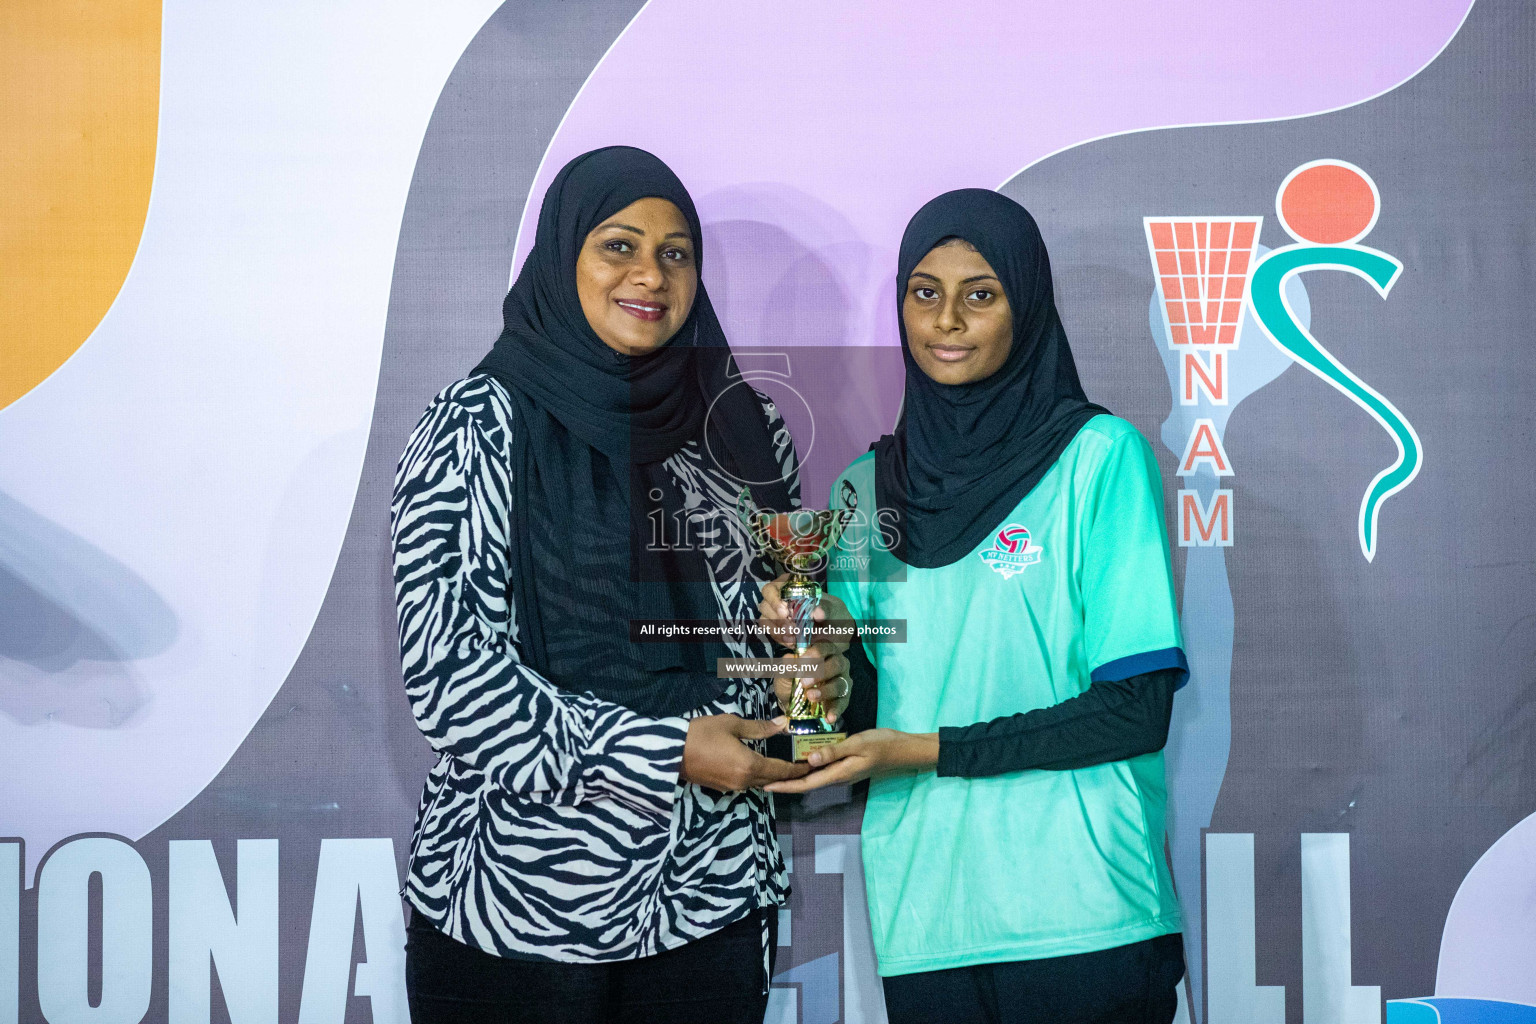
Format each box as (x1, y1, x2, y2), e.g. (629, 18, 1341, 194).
(1090, 646, 1191, 690)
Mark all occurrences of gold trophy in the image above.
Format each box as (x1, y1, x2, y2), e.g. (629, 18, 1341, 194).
(738, 489, 855, 761)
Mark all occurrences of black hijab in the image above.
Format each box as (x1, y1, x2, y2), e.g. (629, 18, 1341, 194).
(472, 146, 793, 717)
(873, 189, 1109, 568)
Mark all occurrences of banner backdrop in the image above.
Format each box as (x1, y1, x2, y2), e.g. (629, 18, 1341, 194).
(2, 2, 1532, 1022)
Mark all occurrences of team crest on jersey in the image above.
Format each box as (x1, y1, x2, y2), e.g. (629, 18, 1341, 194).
(980, 524, 1042, 579)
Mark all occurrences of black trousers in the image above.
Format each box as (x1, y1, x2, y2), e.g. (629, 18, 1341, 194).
(882, 933, 1186, 1024)
(404, 908, 777, 1024)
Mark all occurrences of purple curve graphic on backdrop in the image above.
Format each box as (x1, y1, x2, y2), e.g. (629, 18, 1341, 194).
(1435, 810, 1536, 1007)
(514, 0, 1472, 508)
(514, 0, 1472, 345)
(516, 3, 1474, 1022)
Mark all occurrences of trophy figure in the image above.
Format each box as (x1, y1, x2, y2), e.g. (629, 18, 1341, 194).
(738, 489, 855, 761)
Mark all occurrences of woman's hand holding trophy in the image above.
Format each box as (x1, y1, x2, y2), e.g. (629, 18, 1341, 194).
(738, 495, 857, 761)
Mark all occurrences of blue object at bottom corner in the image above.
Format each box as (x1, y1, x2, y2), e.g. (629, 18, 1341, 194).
(1388, 998, 1536, 1024)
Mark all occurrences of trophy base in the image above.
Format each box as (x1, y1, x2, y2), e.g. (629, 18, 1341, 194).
(788, 721, 846, 762)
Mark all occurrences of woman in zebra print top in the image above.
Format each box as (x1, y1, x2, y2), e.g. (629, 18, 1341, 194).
(391, 147, 851, 1023)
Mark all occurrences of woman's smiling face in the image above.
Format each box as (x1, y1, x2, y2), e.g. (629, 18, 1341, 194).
(576, 197, 698, 356)
(902, 239, 1014, 385)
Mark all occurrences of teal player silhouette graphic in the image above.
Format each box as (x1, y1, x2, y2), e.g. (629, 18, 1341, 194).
(1147, 159, 1422, 1024)
(1248, 160, 1422, 561)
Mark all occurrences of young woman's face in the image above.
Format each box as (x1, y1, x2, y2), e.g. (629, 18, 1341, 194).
(902, 240, 1013, 385)
(576, 197, 698, 356)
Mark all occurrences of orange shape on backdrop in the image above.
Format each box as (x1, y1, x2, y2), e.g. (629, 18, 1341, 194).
(0, 1, 161, 411)
(1278, 161, 1378, 245)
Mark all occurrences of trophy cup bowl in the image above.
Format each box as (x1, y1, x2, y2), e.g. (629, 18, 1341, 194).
(738, 490, 855, 761)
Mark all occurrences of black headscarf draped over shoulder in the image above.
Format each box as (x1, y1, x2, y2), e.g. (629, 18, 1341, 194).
(472, 146, 794, 718)
(873, 189, 1109, 568)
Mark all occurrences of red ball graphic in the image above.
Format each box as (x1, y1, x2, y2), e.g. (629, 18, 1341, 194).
(1277, 160, 1380, 245)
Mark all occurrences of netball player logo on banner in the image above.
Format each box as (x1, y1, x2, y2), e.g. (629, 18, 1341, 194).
(1144, 160, 1420, 561)
(980, 524, 1042, 579)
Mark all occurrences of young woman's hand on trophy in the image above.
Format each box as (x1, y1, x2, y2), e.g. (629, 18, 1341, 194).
(763, 729, 941, 794)
(757, 573, 854, 725)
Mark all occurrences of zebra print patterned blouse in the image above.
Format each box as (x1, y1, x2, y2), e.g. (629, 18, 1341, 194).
(390, 372, 798, 962)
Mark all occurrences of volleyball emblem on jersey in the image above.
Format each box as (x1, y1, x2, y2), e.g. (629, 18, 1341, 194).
(980, 524, 1043, 579)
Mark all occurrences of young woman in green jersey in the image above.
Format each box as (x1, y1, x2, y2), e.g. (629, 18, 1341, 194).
(762, 189, 1189, 1023)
